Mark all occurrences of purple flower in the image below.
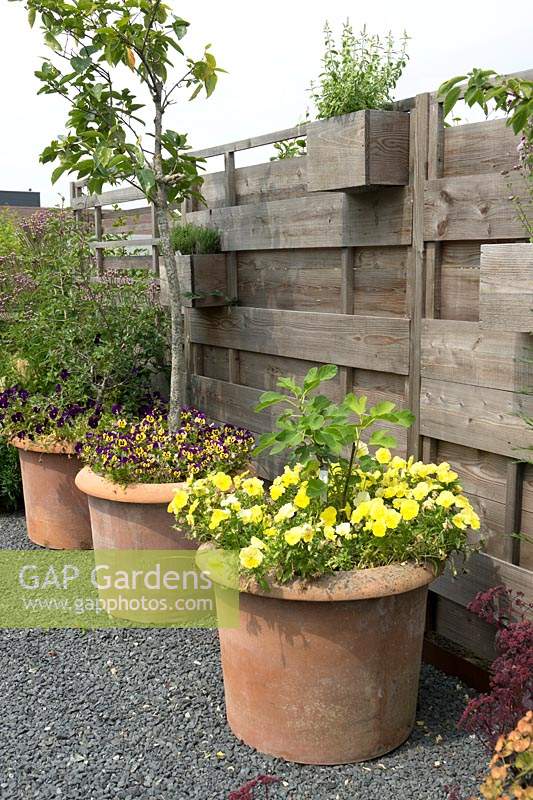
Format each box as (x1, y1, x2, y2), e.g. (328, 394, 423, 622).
(59, 369, 70, 381)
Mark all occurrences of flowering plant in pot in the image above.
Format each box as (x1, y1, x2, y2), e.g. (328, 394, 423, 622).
(0, 209, 169, 549)
(169, 365, 481, 765)
(76, 405, 255, 551)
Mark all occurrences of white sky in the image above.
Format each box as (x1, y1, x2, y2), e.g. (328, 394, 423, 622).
(0, 0, 531, 206)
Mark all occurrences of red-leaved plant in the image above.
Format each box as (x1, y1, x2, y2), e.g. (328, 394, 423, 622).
(228, 775, 279, 800)
(459, 585, 533, 748)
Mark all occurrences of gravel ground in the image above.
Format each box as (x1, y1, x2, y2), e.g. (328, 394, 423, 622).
(0, 512, 487, 800)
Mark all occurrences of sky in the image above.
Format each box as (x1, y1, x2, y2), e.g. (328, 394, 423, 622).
(0, 0, 531, 206)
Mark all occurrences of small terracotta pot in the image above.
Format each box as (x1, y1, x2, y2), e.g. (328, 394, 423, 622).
(75, 466, 195, 550)
(13, 439, 92, 550)
(216, 561, 436, 765)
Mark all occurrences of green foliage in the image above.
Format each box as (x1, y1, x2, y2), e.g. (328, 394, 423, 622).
(21, 0, 224, 205)
(270, 138, 307, 161)
(171, 223, 220, 255)
(311, 21, 409, 119)
(438, 69, 533, 240)
(0, 211, 21, 258)
(254, 364, 414, 501)
(0, 210, 169, 412)
(0, 441, 22, 512)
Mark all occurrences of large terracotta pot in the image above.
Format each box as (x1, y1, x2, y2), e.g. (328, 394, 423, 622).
(13, 439, 92, 549)
(217, 562, 436, 765)
(75, 466, 195, 550)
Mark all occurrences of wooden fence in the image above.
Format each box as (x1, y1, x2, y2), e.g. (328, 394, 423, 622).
(70, 77, 533, 666)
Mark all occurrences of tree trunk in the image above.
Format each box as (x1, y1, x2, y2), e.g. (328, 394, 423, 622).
(153, 90, 185, 432)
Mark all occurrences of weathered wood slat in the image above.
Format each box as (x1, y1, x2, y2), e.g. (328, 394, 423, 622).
(104, 256, 153, 270)
(433, 552, 533, 613)
(90, 237, 157, 249)
(480, 243, 533, 332)
(420, 378, 533, 458)
(421, 319, 532, 391)
(72, 186, 145, 209)
(185, 190, 412, 250)
(443, 118, 520, 177)
(200, 158, 308, 209)
(189, 307, 411, 374)
(189, 124, 308, 160)
(424, 173, 528, 241)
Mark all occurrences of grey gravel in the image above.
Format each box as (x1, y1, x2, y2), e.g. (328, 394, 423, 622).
(0, 512, 487, 799)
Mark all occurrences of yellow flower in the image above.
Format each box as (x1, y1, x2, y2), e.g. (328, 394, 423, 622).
(384, 508, 401, 529)
(399, 499, 420, 521)
(270, 484, 286, 501)
(211, 472, 233, 492)
(320, 506, 337, 526)
(460, 507, 481, 530)
(351, 501, 371, 524)
(250, 535, 266, 550)
(412, 482, 431, 501)
(436, 463, 458, 484)
(454, 495, 471, 510)
(239, 546, 264, 569)
(242, 477, 264, 497)
(452, 513, 467, 530)
(323, 525, 336, 541)
(357, 442, 369, 457)
(167, 489, 189, 514)
(372, 519, 387, 537)
(209, 509, 231, 530)
(375, 447, 392, 465)
(436, 490, 456, 509)
(238, 506, 264, 524)
(294, 486, 310, 509)
(274, 502, 296, 523)
(284, 527, 303, 546)
(390, 456, 406, 469)
(263, 526, 278, 538)
(281, 466, 300, 487)
(302, 525, 314, 542)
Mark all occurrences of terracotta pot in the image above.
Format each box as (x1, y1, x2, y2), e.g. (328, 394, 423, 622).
(75, 466, 195, 550)
(13, 439, 92, 550)
(217, 562, 436, 764)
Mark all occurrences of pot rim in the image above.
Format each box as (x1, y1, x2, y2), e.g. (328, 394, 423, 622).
(198, 543, 437, 602)
(11, 437, 77, 456)
(75, 466, 186, 505)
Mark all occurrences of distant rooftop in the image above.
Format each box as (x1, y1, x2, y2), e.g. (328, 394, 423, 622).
(0, 190, 41, 207)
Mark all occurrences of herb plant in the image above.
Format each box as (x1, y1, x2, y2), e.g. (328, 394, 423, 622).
(171, 223, 221, 255)
(311, 21, 409, 119)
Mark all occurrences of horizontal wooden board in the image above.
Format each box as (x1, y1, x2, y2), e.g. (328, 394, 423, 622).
(439, 268, 479, 321)
(189, 307, 411, 374)
(353, 247, 407, 317)
(420, 378, 533, 458)
(72, 185, 145, 209)
(186, 189, 412, 249)
(432, 595, 496, 662)
(421, 320, 532, 391)
(424, 173, 528, 241)
(437, 442, 508, 505)
(480, 243, 533, 332)
(102, 206, 152, 235)
(104, 256, 153, 270)
(199, 158, 308, 209)
(433, 552, 533, 613)
(443, 119, 520, 178)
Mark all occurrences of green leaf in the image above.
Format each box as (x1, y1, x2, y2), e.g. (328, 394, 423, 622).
(369, 401, 396, 417)
(254, 391, 286, 412)
(51, 163, 69, 184)
(307, 478, 328, 497)
(393, 409, 416, 428)
(443, 85, 462, 118)
(316, 363, 338, 382)
(369, 429, 397, 448)
(28, 7, 36, 27)
(343, 393, 367, 416)
(276, 376, 300, 395)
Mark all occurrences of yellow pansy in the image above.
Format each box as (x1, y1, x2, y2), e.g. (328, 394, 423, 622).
(242, 477, 264, 497)
(351, 501, 371, 524)
(239, 546, 264, 569)
(454, 495, 471, 510)
(369, 498, 386, 520)
(336, 522, 351, 537)
(399, 499, 420, 521)
(375, 447, 392, 465)
(357, 442, 369, 457)
(320, 506, 337, 526)
(372, 519, 387, 537)
(250, 535, 266, 550)
(436, 490, 456, 509)
(323, 525, 336, 541)
(390, 456, 406, 469)
(284, 527, 303, 546)
(281, 466, 300, 487)
(412, 482, 431, 501)
(167, 489, 189, 514)
(263, 526, 278, 538)
(238, 505, 264, 524)
(274, 503, 296, 523)
(452, 513, 467, 530)
(436, 463, 458, 484)
(209, 509, 231, 530)
(302, 525, 314, 542)
(384, 508, 401, 529)
(294, 486, 310, 509)
(211, 472, 233, 492)
(270, 484, 286, 501)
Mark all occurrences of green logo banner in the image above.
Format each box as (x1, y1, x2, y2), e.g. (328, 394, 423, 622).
(0, 549, 240, 629)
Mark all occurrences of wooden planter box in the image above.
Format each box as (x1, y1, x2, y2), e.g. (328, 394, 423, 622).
(306, 110, 410, 193)
(160, 254, 230, 308)
(480, 243, 533, 332)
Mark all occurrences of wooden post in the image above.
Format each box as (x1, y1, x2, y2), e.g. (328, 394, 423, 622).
(94, 206, 104, 275)
(151, 204, 160, 277)
(406, 93, 430, 459)
(339, 247, 355, 397)
(504, 462, 524, 565)
(224, 150, 240, 384)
